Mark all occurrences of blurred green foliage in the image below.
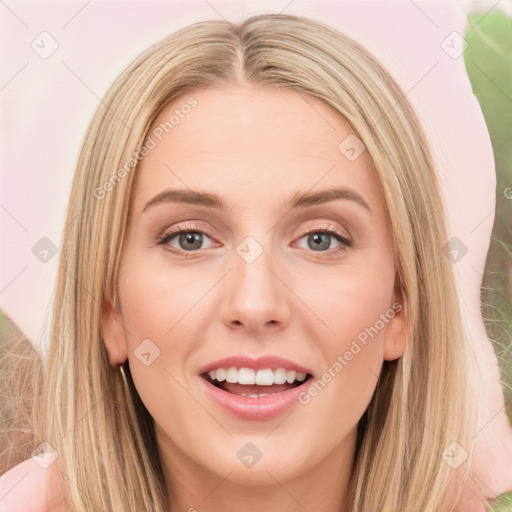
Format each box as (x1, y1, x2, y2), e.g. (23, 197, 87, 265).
(465, 10, 512, 416)
(464, 9, 512, 510)
(491, 492, 512, 512)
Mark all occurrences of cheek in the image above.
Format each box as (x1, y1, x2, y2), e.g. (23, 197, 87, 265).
(301, 256, 395, 348)
(117, 256, 210, 341)
(297, 257, 394, 413)
(115, 259, 209, 409)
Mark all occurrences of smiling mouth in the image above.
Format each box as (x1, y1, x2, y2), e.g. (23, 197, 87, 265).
(201, 369, 313, 398)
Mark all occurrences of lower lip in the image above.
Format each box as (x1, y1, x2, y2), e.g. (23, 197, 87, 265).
(199, 376, 313, 421)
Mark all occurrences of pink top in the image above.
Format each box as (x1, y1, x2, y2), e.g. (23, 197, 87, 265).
(0, 455, 59, 512)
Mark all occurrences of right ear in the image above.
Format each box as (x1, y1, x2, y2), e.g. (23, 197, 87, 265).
(102, 296, 128, 366)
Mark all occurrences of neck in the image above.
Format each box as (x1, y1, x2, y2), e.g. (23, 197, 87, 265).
(156, 426, 356, 512)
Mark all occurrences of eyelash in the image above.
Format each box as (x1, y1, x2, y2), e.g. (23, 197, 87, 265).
(156, 222, 353, 257)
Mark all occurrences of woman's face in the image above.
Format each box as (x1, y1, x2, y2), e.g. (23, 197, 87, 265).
(103, 84, 406, 490)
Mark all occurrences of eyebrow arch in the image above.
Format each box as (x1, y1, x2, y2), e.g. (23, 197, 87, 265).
(142, 186, 370, 213)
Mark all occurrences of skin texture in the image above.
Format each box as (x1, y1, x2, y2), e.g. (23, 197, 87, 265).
(102, 84, 407, 512)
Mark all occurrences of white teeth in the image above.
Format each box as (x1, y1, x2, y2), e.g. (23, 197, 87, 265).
(286, 370, 296, 384)
(225, 367, 238, 383)
(238, 368, 256, 385)
(256, 369, 274, 385)
(206, 367, 309, 385)
(273, 368, 287, 385)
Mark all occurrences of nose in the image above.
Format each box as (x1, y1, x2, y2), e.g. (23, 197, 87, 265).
(220, 244, 291, 335)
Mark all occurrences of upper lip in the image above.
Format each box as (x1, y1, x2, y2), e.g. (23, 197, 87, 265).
(198, 355, 313, 376)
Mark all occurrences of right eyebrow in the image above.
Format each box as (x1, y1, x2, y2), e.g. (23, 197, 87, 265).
(142, 189, 230, 212)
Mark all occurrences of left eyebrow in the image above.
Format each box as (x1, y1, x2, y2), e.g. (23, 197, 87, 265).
(141, 186, 370, 213)
(289, 187, 370, 212)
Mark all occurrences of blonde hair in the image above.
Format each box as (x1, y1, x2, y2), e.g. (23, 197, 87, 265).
(27, 13, 481, 511)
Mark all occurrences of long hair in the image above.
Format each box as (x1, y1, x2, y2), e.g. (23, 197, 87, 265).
(28, 13, 480, 511)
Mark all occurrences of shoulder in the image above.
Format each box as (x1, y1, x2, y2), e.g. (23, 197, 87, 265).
(0, 454, 61, 512)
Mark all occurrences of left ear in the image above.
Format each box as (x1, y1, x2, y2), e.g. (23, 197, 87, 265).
(383, 288, 408, 361)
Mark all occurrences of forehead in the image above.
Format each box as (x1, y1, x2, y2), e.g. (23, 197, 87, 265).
(134, 84, 383, 214)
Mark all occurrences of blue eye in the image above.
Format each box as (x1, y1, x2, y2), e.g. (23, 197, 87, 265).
(158, 230, 214, 253)
(298, 231, 352, 252)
